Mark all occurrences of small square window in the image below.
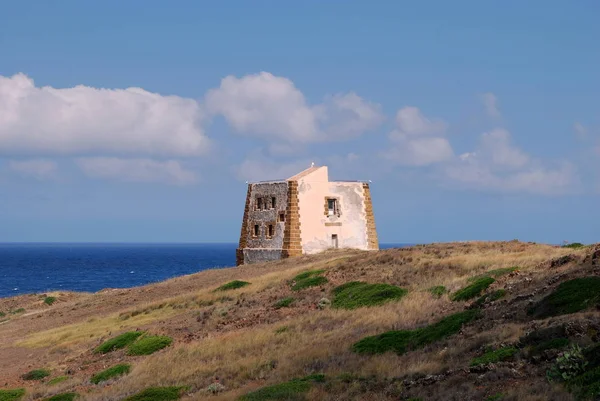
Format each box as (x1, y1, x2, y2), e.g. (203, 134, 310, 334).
(279, 212, 285, 222)
(253, 224, 259, 236)
(327, 199, 338, 216)
(268, 224, 274, 237)
(257, 198, 263, 210)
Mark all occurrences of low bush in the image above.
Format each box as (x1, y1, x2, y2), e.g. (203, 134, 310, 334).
(0, 389, 25, 401)
(452, 277, 495, 301)
(95, 331, 144, 354)
(529, 277, 600, 318)
(43, 393, 77, 401)
(274, 297, 295, 308)
(562, 242, 585, 249)
(568, 366, 600, 400)
(0, 311, 5, 317)
(547, 344, 588, 382)
(91, 363, 131, 384)
(48, 376, 69, 386)
(124, 386, 185, 401)
(44, 296, 57, 305)
(530, 338, 570, 355)
(239, 374, 325, 401)
(473, 289, 506, 307)
(294, 270, 325, 280)
(215, 280, 250, 291)
(428, 286, 447, 298)
(291, 276, 328, 291)
(353, 309, 480, 355)
(22, 369, 50, 380)
(127, 335, 172, 356)
(470, 347, 517, 366)
(331, 282, 407, 309)
(469, 267, 517, 282)
(10, 308, 25, 314)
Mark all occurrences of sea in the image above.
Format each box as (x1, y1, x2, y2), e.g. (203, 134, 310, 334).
(0, 243, 407, 298)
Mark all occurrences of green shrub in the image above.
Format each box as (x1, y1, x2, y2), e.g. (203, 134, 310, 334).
(239, 374, 325, 401)
(274, 297, 295, 308)
(0, 389, 25, 401)
(568, 366, 600, 400)
(331, 282, 407, 309)
(562, 242, 585, 249)
(485, 394, 504, 401)
(531, 338, 570, 355)
(124, 387, 185, 401)
(473, 289, 506, 307)
(215, 280, 250, 291)
(43, 393, 77, 401)
(0, 312, 5, 317)
(469, 267, 517, 282)
(127, 335, 172, 356)
(470, 347, 517, 366)
(44, 296, 57, 305)
(95, 331, 144, 354)
(428, 286, 448, 298)
(48, 376, 69, 386)
(584, 343, 600, 369)
(353, 309, 479, 355)
(547, 344, 588, 382)
(452, 277, 495, 301)
(529, 277, 600, 318)
(292, 276, 328, 291)
(294, 270, 325, 280)
(91, 363, 131, 384)
(22, 369, 50, 380)
(10, 308, 25, 314)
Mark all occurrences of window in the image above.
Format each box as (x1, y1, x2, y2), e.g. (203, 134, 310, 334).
(327, 199, 338, 216)
(268, 224, 274, 237)
(257, 198, 263, 210)
(271, 197, 276, 209)
(253, 224, 259, 237)
(279, 212, 285, 222)
(331, 234, 338, 249)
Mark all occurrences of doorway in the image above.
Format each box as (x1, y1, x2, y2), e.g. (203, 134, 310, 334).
(331, 234, 338, 249)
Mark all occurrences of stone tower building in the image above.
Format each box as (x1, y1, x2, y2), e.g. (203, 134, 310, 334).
(236, 165, 378, 265)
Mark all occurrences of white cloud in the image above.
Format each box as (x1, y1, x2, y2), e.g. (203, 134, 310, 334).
(0, 73, 210, 157)
(205, 72, 383, 143)
(477, 128, 529, 169)
(8, 159, 58, 180)
(76, 158, 197, 185)
(385, 107, 454, 166)
(481, 92, 500, 118)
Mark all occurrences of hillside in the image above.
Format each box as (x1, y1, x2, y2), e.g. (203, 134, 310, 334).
(0, 241, 599, 401)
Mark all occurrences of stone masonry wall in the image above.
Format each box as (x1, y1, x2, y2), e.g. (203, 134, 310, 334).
(236, 184, 252, 266)
(362, 182, 379, 250)
(282, 180, 303, 258)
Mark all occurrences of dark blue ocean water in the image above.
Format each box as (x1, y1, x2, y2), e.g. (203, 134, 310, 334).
(0, 243, 406, 298)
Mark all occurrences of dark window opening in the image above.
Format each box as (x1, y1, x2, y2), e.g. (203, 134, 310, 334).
(268, 224, 274, 237)
(327, 199, 338, 216)
(271, 197, 276, 209)
(279, 212, 285, 222)
(253, 224, 259, 236)
(332, 234, 338, 248)
(257, 198, 263, 210)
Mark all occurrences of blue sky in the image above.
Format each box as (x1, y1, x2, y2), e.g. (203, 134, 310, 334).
(0, 1, 599, 244)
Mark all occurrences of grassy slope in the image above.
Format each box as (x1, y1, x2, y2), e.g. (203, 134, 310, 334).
(0, 242, 598, 401)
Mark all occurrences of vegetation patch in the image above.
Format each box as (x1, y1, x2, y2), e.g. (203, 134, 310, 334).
(353, 309, 480, 355)
(0, 389, 25, 401)
(215, 280, 250, 291)
(43, 393, 78, 401)
(530, 338, 570, 355)
(528, 277, 600, 318)
(43, 296, 57, 305)
(562, 242, 585, 249)
(22, 368, 50, 380)
(428, 286, 448, 298)
(331, 282, 407, 309)
(48, 376, 68, 386)
(124, 386, 185, 401)
(274, 297, 295, 308)
(470, 347, 517, 366)
(291, 273, 328, 291)
(239, 374, 326, 401)
(127, 335, 172, 356)
(10, 308, 25, 315)
(473, 289, 506, 307)
(568, 366, 600, 400)
(91, 363, 131, 384)
(95, 331, 144, 354)
(0, 311, 5, 317)
(294, 270, 324, 280)
(452, 277, 495, 301)
(469, 267, 518, 282)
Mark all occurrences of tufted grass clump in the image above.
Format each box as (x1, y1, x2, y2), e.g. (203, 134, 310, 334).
(215, 280, 250, 291)
(0, 389, 25, 401)
(353, 309, 480, 355)
(528, 277, 600, 318)
(95, 331, 144, 354)
(239, 374, 326, 401)
(127, 335, 172, 356)
(274, 297, 295, 309)
(43, 393, 78, 401)
(43, 296, 57, 305)
(428, 286, 448, 299)
(48, 376, 69, 386)
(331, 282, 407, 309)
(470, 346, 517, 366)
(22, 369, 50, 380)
(469, 267, 518, 282)
(291, 270, 328, 291)
(124, 386, 185, 401)
(294, 270, 324, 280)
(452, 277, 495, 301)
(473, 289, 506, 307)
(91, 363, 131, 384)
